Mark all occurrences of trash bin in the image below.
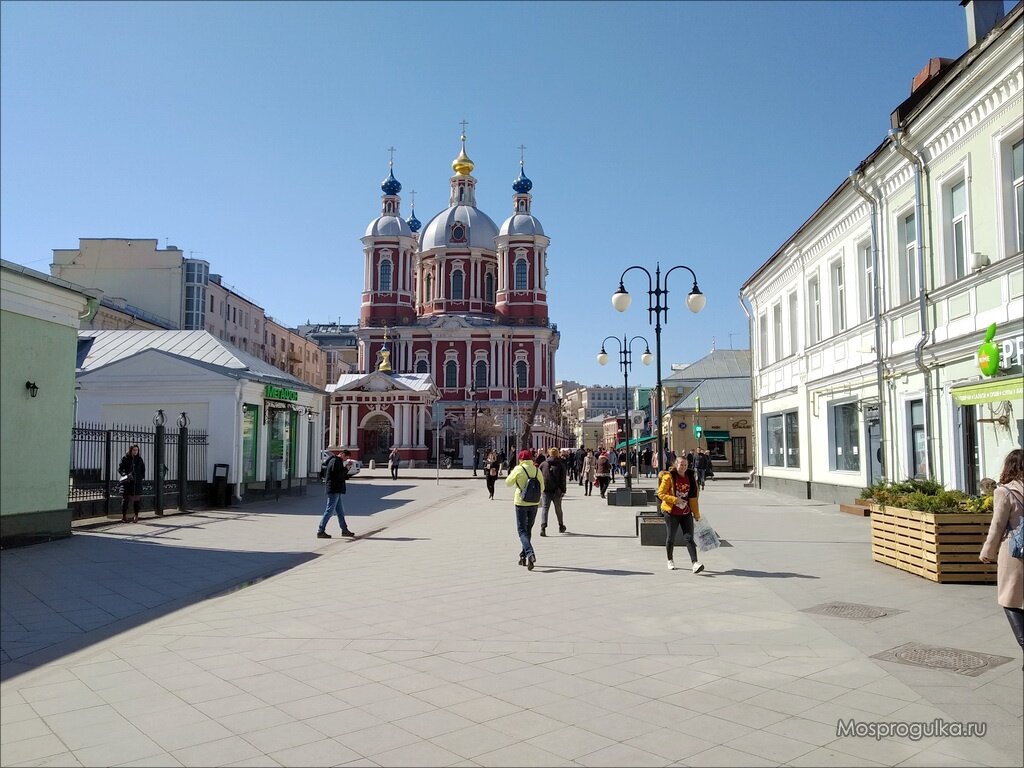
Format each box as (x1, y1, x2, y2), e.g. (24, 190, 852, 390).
(212, 463, 230, 507)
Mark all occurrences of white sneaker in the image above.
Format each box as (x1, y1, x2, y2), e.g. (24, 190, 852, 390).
(667, 560, 676, 570)
(692, 562, 705, 574)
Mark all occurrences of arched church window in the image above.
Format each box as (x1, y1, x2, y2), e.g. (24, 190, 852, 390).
(451, 269, 464, 300)
(379, 261, 392, 292)
(445, 360, 458, 388)
(516, 360, 529, 389)
(475, 360, 488, 389)
(416, 359, 429, 374)
(425, 273, 433, 302)
(514, 260, 528, 291)
(485, 272, 495, 303)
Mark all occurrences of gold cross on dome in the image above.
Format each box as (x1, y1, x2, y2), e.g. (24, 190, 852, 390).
(387, 146, 396, 168)
(410, 190, 416, 208)
(459, 119, 469, 138)
(518, 144, 526, 166)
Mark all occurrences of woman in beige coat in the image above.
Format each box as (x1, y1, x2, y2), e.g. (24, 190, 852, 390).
(980, 448, 1023, 665)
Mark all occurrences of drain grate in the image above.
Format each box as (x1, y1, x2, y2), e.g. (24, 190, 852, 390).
(871, 642, 1013, 677)
(802, 601, 902, 622)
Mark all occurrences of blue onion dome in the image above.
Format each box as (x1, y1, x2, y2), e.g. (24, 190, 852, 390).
(407, 209, 421, 233)
(381, 168, 402, 195)
(512, 165, 532, 194)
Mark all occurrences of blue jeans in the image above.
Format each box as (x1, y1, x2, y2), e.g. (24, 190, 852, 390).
(319, 493, 349, 533)
(515, 505, 537, 558)
(697, 469, 706, 487)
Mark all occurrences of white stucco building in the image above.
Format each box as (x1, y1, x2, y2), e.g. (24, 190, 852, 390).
(741, 0, 1023, 503)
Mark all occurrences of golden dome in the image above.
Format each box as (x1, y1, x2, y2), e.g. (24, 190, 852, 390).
(452, 133, 475, 176)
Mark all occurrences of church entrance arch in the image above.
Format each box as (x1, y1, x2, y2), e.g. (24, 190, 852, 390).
(361, 412, 393, 464)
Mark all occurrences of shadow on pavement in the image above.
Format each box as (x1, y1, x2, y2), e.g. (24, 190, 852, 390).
(537, 566, 654, 576)
(360, 536, 430, 542)
(0, 534, 318, 683)
(709, 568, 819, 579)
(561, 532, 637, 539)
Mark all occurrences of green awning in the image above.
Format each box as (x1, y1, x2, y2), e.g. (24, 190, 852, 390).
(951, 377, 1024, 406)
(614, 435, 657, 450)
(703, 430, 731, 441)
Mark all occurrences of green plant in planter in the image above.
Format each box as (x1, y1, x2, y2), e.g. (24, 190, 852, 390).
(862, 479, 983, 513)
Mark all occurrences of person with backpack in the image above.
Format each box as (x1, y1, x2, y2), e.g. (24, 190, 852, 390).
(505, 448, 545, 571)
(980, 448, 1024, 664)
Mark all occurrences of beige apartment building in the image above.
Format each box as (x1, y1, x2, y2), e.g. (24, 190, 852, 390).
(51, 237, 327, 391)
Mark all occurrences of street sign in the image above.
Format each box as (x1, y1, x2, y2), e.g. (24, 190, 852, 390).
(631, 413, 645, 428)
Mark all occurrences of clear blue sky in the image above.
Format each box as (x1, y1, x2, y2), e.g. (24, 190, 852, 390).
(1, 1, 983, 388)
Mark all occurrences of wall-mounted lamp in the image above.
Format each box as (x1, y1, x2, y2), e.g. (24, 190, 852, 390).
(25, 381, 39, 398)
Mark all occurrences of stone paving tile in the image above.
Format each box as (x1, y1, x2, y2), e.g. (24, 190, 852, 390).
(622, 727, 716, 761)
(334, 722, 419, 758)
(444, 695, 522, 725)
(525, 724, 616, 761)
(218, 705, 295, 735)
(71, 732, 167, 767)
(709, 700, 789, 729)
(7, 751, 84, 768)
(303, 707, 384, 739)
(267, 738, 361, 767)
(428, 723, 516, 759)
(823, 735, 928, 765)
(472, 741, 569, 767)
(786, 747, 889, 766)
(117, 753, 184, 767)
(239, 721, 326, 754)
(684, 744, 780, 767)
(0, 715, 51, 743)
(370, 739, 462, 767)
(485, 709, 565, 740)
(170, 735, 265, 766)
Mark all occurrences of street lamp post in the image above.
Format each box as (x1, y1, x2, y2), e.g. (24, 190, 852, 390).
(597, 335, 652, 490)
(468, 386, 481, 476)
(611, 263, 706, 473)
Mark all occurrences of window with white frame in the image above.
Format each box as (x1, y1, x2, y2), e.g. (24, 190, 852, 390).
(772, 303, 783, 361)
(784, 411, 799, 468)
(908, 399, 926, 478)
(514, 260, 528, 290)
(451, 268, 464, 300)
(945, 178, 969, 281)
(444, 360, 458, 388)
(831, 402, 860, 472)
(759, 313, 768, 365)
(424, 273, 433, 302)
(899, 211, 918, 304)
(857, 240, 875, 322)
(515, 360, 528, 389)
(415, 358, 429, 374)
(379, 260, 392, 292)
(830, 258, 845, 334)
(485, 271, 495, 303)
(808, 275, 821, 345)
(787, 291, 798, 354)
(1013, 139, 1024, 253)
(474, 359, 488, 389)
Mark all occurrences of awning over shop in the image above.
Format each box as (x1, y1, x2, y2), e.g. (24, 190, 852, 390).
(614, 435, 657, 450)
(951, 377, 1024, 406)
(703, 430, 732, 441)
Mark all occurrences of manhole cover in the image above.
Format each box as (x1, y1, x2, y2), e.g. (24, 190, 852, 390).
(871, 642, 1013, 677)
(802, 601, 901, 621)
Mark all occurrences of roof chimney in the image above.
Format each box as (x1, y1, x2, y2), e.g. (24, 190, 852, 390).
(960, 0, 1005, 47)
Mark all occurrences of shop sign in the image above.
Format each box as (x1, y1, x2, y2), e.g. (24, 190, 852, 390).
(264, 384, 298, 402)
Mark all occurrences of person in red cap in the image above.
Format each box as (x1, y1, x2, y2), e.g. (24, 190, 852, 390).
(505, 448, 545, 570)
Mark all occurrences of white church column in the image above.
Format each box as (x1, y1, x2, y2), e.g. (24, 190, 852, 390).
(403, 404, 413, 448)
(418, 403, 426, 446)
(534, 340, 541, 388)
(331, 403, 340, 448)
(349, 405, 359, 447)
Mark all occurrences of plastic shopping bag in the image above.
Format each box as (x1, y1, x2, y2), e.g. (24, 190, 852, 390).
(694, 517, 721, 552)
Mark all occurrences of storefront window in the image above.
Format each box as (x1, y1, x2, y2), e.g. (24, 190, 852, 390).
(242, 405, 259, 482)
(707, 440, 727, 461)
(766, 414, 784, 467)
(267, 408, 292, 482)
(832, 402, 861, 471)
(784, 411, 800, 468)
(908, 399, 926, 478)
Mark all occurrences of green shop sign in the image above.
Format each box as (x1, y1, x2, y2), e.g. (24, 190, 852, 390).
(977, 323, 1000, 377)
(264, 384, 298, 402)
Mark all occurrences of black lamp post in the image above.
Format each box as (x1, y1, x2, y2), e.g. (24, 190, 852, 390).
(611, 263, 706, 472)
(598, 335, 651, 490)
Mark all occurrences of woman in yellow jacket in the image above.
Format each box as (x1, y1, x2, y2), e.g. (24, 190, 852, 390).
(656, 455, 704, 573)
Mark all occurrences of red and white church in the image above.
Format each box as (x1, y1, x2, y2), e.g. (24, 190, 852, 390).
(326, 132, 563, 465)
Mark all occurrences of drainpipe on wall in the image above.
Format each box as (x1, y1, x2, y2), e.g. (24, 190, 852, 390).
(850, 171, 888, 481)
(889, 129, 935, 481)
(738, 291, 757, 484)
(235, 380, 245, 501)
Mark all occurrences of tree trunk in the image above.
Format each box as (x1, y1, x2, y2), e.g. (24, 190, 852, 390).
(519, 391, 544, 451)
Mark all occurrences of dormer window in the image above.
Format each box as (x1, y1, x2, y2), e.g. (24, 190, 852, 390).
(451, 223, 467, 243)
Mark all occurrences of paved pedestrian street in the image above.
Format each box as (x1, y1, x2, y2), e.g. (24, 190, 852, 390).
(1, 475, 1021, 767)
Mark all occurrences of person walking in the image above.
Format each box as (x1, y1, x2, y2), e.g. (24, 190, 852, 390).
(657, 455, 704, 573)
(980, 448, 1024, 666)
(641, 446, 653, 479)
(695, 450, 710, 490)
(506, 448, 544, 570)
(581, 449, 596, 496)
(318, 448, 358, 538)
(608, 448, 619, 484)
(595, 451, 612, 498)
(485, 450, 501, 500)
(118, 444, 145, 523)
(388, 447, 401, 480)
(539, 447, 568, 536)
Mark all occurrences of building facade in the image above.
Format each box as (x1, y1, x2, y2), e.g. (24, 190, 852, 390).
(741, 1, 1023, 503)
(327, 133, 561, 464)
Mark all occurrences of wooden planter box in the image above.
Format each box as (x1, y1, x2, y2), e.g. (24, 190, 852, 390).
(869, 504, 996, 583)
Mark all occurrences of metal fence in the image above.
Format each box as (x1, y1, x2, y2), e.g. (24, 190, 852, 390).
(69, 421, 209, 520)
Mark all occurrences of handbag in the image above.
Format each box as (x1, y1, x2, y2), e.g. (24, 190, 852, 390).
(694, 517, 721, 552)
(118, 472, 130, 483)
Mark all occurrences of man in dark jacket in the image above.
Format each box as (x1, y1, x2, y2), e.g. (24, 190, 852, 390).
(318, 448, 358, 538)
(539, 447, 568, 535)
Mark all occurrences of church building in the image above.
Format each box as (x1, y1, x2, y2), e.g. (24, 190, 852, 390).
(326, 132, 562, 465)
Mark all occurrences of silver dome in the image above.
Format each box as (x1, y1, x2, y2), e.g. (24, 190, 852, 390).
(364, 215, 413, 238)
(419, 205, 499, 251)
(498, 213, 545, 237)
